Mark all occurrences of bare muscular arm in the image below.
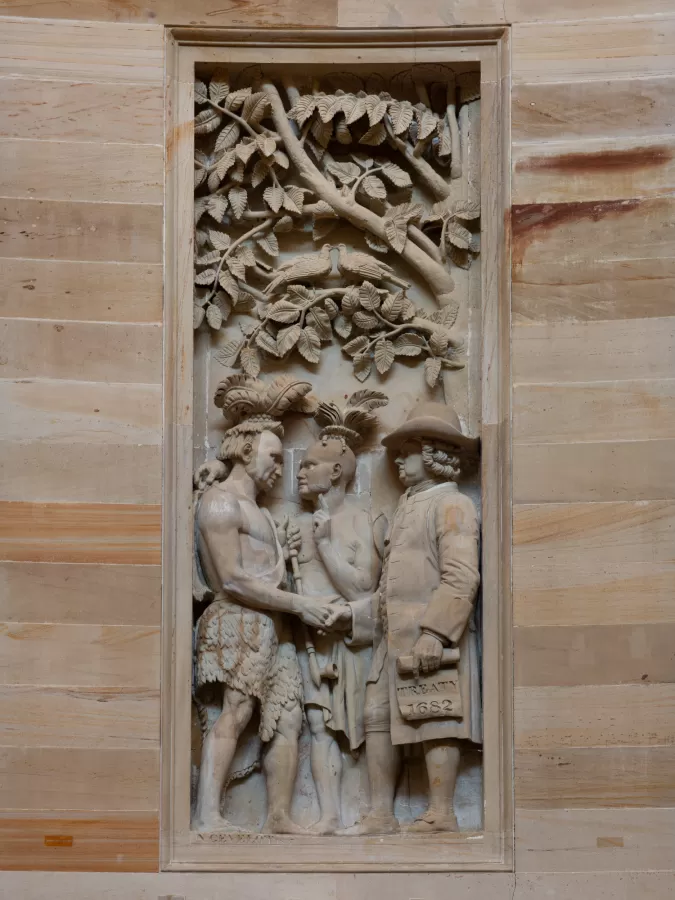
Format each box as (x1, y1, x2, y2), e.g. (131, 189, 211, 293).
(198, 489, 333, 629)
(315, 508, 380, 604)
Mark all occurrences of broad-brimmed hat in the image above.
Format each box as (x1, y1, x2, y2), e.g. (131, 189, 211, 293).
(381, 401, 479, 454)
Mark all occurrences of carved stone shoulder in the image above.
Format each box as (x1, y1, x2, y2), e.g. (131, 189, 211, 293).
(434, 489, 479, 540)
(196, 484, 243, 533)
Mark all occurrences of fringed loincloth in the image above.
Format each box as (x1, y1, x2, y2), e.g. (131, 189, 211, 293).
(195, 597, 302, 742)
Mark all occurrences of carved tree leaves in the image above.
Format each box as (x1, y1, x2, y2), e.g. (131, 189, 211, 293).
(263, 184, 284, 213)
(289, 90, 392, 147)
(387, 99, 414, 135)
(195, 288, 234, 334)
(193, 76, 288, 234)
(421, 198, 481, 267)
(297, 326, 322, 363)
(374, 338, 395, 375)
(256, 231, 279, 257)
(359, 123, 387, 146)
(277, 323, 303, 356)
(228, 185, 248, 219)
(321, 155, 413, 234)
(194, 70, 316, 337)
(195, 67, 479, 387)
(267, 299, 302, 324)
(287, 87, 466, 167)
(424, 356, 442, 388)
(291, 90, 393, 138)
(219, 278, 462, 384)
(215, 336, 245, 368)
(243, 91, 271, 126)
(208, 69, 230, 105)
(194, 108, 223, 135)
(383, 202, 423, 254)
(317, 94, 344, 123)
(379, 160, 412, 189)
(288, 95, 318, 126)
(240, 345, 261, 377)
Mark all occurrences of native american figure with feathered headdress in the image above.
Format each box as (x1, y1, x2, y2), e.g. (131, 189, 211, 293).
(286, 390, 389, 834)
(192, 374, 344, 834)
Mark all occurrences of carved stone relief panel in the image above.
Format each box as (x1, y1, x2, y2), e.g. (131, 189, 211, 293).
(164, 29, 510, 871)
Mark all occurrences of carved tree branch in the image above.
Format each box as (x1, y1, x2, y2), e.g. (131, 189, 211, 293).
(374, 313, 456, 342)
(206, 217, 274, 303)
(281, 75, 301, 110)
(207, 99, 260, 139)
(378, 200, 443, 264)
(447, 78, 462, 181)
(459, 102, 473, 189)
(407, 224, 443, 263)
(263, 81, 455, 307)
(351, 164, 386, 200)
(383, 118, 452, 201)
(236, 279, 268, 302)
(415, 81, 432, 108)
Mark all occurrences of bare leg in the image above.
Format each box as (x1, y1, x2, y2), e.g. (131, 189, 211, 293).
(408, 738, 460, 833)
(367, 731, 401, 819)
(262, 699, 305, 834)
(194, 688, 254, 831)
(338, 677, 401, 836)
(306, 705, 342, 834)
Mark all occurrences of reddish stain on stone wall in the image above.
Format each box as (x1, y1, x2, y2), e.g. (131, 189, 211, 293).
(510, 198, 643, 271)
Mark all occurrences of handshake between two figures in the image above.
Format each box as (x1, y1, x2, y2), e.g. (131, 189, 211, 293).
(276, 505, 353, 635)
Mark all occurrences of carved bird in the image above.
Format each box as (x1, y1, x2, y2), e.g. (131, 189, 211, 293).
(264, 243, 334, 296)
(336, 243, 410, 289)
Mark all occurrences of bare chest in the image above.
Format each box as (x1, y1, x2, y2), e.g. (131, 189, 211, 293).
(296, 509, 359, 565)
(295, 508, 359, 594)
(238, 501, 279, 571)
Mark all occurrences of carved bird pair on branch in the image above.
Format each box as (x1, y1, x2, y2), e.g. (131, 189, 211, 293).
(264, 243, 410, 295)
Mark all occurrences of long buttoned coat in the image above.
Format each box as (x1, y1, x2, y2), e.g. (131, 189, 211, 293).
(367, 480, 482, 746)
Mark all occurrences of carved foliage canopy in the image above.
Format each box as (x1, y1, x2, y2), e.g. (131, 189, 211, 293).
(193, 66, 480, 388)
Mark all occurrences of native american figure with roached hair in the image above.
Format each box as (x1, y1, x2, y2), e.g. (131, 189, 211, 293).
(192, 374, 346, 834)
(285, 390, 389, 834)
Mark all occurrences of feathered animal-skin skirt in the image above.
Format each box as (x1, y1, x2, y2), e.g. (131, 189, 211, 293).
(195, 597, 302, 742)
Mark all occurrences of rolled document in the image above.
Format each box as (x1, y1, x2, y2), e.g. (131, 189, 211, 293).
(396, 647, 460, 675)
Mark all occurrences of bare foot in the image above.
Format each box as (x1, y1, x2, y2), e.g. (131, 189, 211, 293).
(406, 810, 458, 833)
(336, 812, 400, 836)
(263, 812, 307, 835)
(193, 813, 247, 833)
(308, 816, 342, 836)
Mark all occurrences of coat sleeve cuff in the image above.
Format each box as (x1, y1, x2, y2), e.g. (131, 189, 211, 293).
(420, 591, 474, 644)
(345, 596, 374, 647)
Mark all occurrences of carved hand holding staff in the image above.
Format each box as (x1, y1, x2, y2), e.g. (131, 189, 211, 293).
(192, 374, 348, 835)
(286, 536, 323, 691)
(289, 389, 389, 835)
(190, 64, 485, 841)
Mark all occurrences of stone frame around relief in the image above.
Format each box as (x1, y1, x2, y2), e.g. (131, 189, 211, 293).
(162, 26, 512, 872)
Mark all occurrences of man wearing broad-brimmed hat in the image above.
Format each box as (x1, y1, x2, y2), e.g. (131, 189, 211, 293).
(341, 402, 482, 835)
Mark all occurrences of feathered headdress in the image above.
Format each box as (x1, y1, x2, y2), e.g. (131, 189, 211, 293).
(313, 389, 389, 450)
(214, 374, 318, 441)
(213, 375, 318, 430)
